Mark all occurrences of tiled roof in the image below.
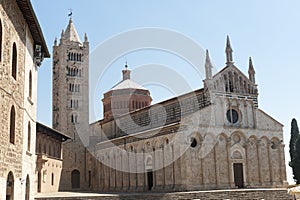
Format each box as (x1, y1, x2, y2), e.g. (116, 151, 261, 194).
(16, 0, 50, 57)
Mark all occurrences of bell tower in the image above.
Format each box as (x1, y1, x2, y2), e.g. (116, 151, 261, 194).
(52, 18, 90, 190)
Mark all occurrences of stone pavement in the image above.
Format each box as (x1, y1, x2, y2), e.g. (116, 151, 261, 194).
(35, 188, 294, 200)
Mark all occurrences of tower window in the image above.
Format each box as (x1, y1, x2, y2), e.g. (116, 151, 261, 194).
(71, 114, 78, 124)
(9, 106, 16, 144)
(12, 43, 17, 80)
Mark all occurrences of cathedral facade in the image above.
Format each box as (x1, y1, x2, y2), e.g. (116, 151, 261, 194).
(53, 19, 287, 192)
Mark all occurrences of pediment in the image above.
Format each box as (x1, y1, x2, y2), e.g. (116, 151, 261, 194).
(210, 64, 257, 95)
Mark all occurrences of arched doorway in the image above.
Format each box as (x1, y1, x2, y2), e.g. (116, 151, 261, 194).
(71, 170, 80, 189)
(6, 172, 14, 200)
(233, 163, 244, 188)
(25, 175, 30, 200)
(145, 156, 153, 191)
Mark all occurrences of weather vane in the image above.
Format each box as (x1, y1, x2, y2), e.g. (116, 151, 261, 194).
(68, 9, 73, 18)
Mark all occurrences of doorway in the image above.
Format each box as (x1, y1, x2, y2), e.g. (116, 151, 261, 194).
(147, 171, 153, 190)
(71, 170, 80, 189)
(233, 163, 244, 188)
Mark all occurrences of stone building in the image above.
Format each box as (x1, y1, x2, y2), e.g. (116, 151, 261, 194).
(0, 0, 49, 199)
(52, 18, 91, 191)
(35, 122, 70, 194)
(53, 19, 287, 192)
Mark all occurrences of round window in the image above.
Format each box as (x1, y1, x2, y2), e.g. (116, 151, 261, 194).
(226, 109, 239, 124)
(190, 137, 197, 148)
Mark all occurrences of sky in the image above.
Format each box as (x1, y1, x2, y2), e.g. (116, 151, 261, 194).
(31, 0, 300, 184)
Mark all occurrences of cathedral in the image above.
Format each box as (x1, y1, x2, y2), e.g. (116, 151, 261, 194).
(52, 18, 288, 192)
(0, 1, 290, 199)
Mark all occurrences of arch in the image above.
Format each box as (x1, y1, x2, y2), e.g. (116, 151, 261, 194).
(6, 171, 14, 200)
(25, 175, 30, 200)
(270, 137, 280, 149)
(12, 43, 17, 79)
(27, 121, 31, 152)
(71, 169, 80, 189)
(231, 150, 243, 159)
(230, 131, 247, 144)
(10, 106, 16, 144)
(29, 71, 32, 98)
(0, 20, 2, 62)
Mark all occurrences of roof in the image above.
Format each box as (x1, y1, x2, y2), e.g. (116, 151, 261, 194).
(110, 79, 148, 91)
(64, 18, 82, 44)
(36, 122, 71, 141)
(16, 0, 50, 57)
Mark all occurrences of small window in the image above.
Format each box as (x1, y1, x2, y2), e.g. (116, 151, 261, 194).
(51, 173, 54, 186)
(29, 71, 32, 99)
(12, 43, 17, 79)
(190, 137, 197, 148)
(27, 122, 31, 151)
(9, 106, 16, 144)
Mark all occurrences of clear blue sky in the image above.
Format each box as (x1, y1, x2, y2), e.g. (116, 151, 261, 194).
(32, 0, 300, 184)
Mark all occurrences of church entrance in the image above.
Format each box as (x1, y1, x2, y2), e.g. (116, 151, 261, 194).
(233, 163, 244, 188)
(147, 171, 153, 190)
(6, 172, 14, 200)
(71, 170, 80, 189)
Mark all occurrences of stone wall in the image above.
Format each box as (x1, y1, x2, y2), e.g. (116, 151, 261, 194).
(0, 0, 37, 199)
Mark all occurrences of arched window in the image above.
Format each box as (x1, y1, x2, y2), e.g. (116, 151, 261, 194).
(29, 71, 32, 99)
(12, 43, 17, 79)
(9, 106, 16, 144)
(6, 172, 14, 200)
(0, 20, 2, 62)
(27, 122, 31, 152)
